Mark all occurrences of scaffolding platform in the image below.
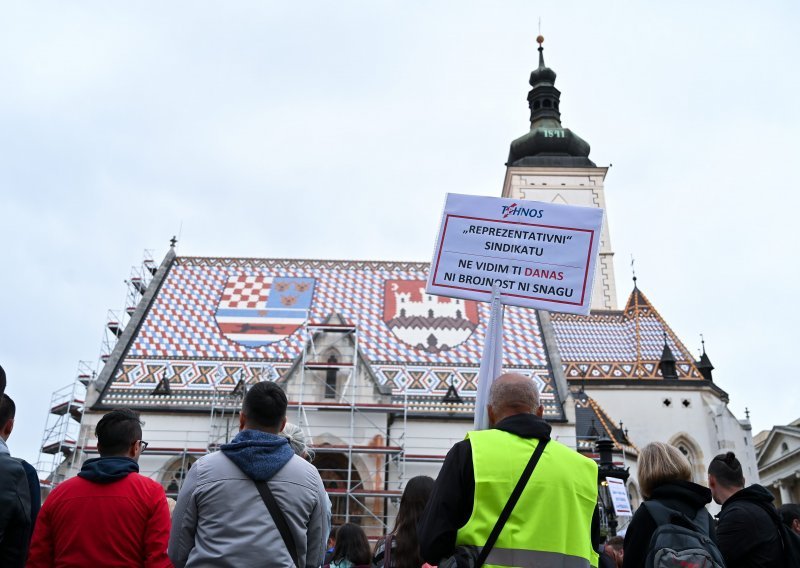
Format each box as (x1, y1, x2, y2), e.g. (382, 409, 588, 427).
(48, 400, 83, 422)
(41, 438, 76, 456)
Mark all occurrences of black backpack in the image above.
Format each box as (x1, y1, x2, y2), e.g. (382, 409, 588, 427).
(755, 500, 800, 568)
(643, 501, 726, 568)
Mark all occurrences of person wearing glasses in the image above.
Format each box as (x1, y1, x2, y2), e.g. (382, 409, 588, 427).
(27, 408, 172, 567)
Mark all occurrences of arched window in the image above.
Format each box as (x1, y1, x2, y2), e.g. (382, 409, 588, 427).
(161, 455, 197, 499)
(669, 434, 705, 483)
(781, 442, 789, 454)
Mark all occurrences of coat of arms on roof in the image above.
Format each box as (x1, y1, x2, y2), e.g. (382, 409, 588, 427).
(214, 276, 316, 347)
(382, 280, 478, 354)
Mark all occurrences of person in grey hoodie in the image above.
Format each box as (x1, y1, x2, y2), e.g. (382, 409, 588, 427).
(168, 381, 330, 567)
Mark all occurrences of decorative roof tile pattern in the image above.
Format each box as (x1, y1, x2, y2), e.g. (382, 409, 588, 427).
(551, 287, 704, 380)
(127, 257, 548, 366)
(108, 256, 560, 415)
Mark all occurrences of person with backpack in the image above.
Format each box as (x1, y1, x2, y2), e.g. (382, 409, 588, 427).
(372, 475, 435, 568)
(708, 452, 785, 568)
(622, 442, 722, 568)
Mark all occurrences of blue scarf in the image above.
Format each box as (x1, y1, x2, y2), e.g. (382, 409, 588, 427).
(221, 429, 294, 481)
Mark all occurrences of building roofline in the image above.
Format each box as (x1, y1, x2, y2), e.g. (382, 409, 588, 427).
(88, 248, 177, 409)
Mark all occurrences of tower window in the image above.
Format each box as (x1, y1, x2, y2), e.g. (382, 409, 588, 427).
(543, 99, 552, 108)
(533, 101, 541, 110)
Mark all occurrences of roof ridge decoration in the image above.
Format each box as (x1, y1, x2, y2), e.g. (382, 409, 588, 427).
(176, 256, 430, 272)
(88, 247, 177, 409)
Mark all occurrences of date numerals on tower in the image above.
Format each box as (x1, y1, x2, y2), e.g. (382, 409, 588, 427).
(543, 128, 566, 138)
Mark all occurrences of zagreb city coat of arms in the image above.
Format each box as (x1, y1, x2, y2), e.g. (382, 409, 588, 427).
(383, 280, 479, 353)
(215, 276, 316, 347)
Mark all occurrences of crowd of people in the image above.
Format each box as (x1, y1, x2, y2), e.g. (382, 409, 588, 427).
(1, 364, 799, 567)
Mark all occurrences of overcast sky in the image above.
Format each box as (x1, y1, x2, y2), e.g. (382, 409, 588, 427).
(2, 2, 798, 467)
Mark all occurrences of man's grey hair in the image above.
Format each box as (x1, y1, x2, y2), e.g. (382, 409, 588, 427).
(489, 374, 541, 413)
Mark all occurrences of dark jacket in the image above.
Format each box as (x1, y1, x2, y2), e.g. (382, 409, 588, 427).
(21, 459, 41, 527)
(0, 453, 32, 568)
(623, 480, 716, 568)
(716, 484, 784, 568)
(417, 414, 600, 563)
(27, 457, 172, 568)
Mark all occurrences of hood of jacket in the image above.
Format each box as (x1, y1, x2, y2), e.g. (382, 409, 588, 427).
(722, 483, 775, 511)
(77, 457, 139, 483)
(649, 480, 712, 509)
(221, 429, 294, 481)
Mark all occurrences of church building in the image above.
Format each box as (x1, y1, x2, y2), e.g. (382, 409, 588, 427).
(38, 38, 757, 535)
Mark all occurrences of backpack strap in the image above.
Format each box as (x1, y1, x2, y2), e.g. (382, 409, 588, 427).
(254, 480, 299, 568)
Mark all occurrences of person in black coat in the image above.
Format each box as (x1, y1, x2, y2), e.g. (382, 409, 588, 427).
(623, 442, 717, 568)
(0, 393, 39, 568)
(708, 452, 784, 568)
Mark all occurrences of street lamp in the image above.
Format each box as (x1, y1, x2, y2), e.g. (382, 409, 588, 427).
(595, 436, 630, 537)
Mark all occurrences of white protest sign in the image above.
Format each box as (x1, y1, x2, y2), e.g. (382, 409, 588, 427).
(426, 193, 604, 315)
(606, 477, 633, 516)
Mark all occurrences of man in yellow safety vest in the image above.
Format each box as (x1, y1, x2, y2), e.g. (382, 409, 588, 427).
(418, 373, 600, 568)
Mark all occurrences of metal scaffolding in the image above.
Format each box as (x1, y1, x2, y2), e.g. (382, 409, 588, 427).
(36, 361, 90, 485)
(36, 250, 158, 486)
(293, 319, 408, 536)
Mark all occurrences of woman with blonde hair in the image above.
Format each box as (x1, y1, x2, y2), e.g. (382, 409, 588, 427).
(622, 442, 717, 567)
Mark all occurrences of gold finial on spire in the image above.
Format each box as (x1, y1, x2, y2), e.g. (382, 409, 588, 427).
(537, 16, 544, 46)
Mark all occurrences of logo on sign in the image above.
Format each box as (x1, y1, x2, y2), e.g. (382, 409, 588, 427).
(215, 276, 315, 347)
(501, 203, 543, 219)
(383, 280, 478, 353)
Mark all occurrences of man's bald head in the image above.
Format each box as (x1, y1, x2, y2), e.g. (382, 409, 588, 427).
(488, 373, 543, 425)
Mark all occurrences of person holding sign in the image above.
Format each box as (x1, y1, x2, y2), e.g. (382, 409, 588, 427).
(418, 373, 600, 567)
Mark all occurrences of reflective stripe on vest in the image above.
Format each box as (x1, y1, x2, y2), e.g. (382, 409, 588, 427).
(485, 547, 592, 568)
(456, 429, 599, 568)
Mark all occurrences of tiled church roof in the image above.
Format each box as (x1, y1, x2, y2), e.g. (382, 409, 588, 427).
(97, 254, 564, 418)
(94, 253, 718, 419)
(551, 286, 707, 381)
(573, 390, 638, 455)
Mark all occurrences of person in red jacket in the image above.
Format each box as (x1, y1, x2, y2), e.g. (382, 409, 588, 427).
(28, 408, 172, 568)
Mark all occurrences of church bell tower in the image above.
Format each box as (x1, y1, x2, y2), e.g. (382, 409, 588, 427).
(501, 36, 618, 310)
